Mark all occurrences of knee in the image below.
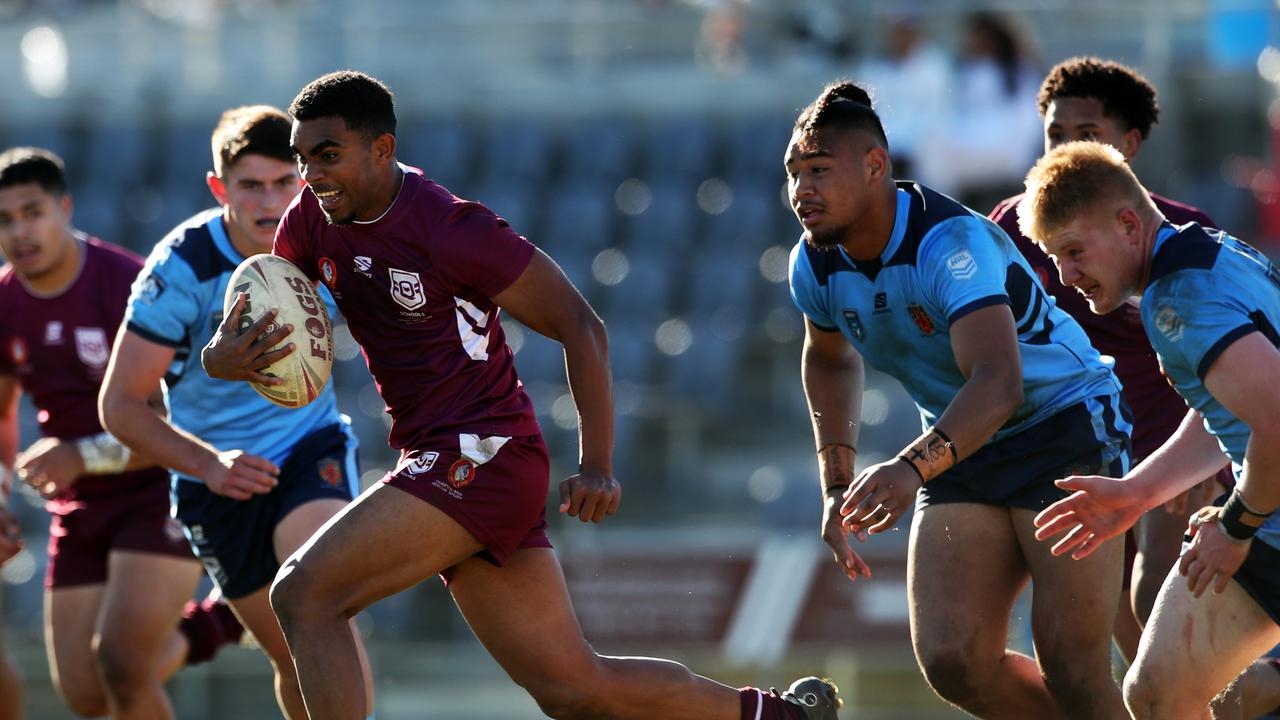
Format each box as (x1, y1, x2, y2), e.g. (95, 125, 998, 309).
(56, 677, 108, 717)
(1039, 652, 1110, 714)
(524, 657, 614, 720)
(269, 561, 327, 632)
(918, 648, 984, 708)
(94, 634, 151, 702)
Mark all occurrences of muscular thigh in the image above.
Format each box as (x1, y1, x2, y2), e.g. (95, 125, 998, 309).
(98, 551, 201, 652)
(45, 584, 106, 691)
(1013, 507, 1123, 644)
(909, 503, 1029, 657)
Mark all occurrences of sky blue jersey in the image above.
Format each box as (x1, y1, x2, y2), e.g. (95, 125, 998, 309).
(789, 182, 1122, 443)
(1142, 222, 1280, 550)
(124, 208, 348, 483)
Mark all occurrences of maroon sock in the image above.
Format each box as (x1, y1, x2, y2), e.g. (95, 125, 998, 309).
(178, 597, 245, 666)
(739, 687, 804, 720)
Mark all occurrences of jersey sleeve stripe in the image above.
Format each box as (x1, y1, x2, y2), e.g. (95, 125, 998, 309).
(946, 294, 1010, 325)
(125, 321, 185, 348)
(1196, 323, 1258, 380)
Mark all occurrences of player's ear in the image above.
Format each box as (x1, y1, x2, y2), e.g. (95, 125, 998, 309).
(207, 171, 229, 206)
(865, 145, 890, 182)
(1117, 206, 1142, 242)
(1119, 128, 1142, 161)
(58, 192, 73, 222)
(372, 133, 396, 165)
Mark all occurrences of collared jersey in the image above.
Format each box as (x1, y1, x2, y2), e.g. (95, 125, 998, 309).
(1142, 222, 1280, 549)
(125, 209, 347, 482)
(789, 182, 1122, 442)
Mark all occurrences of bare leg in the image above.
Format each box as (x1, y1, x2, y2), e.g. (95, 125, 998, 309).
(0, 592, 20, 720)
(450, 547, 741, 720)
(45, 584, 109, 717)
(1238, 659, 1280, 719)
(94, 551, 201, 720)
(908, 503, 1061, 719)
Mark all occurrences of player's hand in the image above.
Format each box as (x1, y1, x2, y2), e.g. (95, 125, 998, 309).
(558, 468, 621, 523)
(1180, 505, 1250, 598)
(201, 292, 295, 385)
(840, 458, 921, 535)
(1163, 473, 1223, 516)
(821, 490, 872, 582)
(16, 437, 85, 498)
(202, 449, 279, 501)
(1033, 474, 1146, 559)
(0, 507, 21, 565)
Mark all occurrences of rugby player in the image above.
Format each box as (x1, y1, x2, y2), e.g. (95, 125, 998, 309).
(0, 465, 20, 720)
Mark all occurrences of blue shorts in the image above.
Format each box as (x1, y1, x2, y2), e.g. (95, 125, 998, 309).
(173, 422, 359, 599)
(1184, 494, 1280, 626)
(917, 394, 1132, 512)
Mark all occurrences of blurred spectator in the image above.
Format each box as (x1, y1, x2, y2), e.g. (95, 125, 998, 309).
(858, 12, 951, 181)
(775, 0, 856, 69)
(694, 0, 748, 75)
(916, 11, 1043, 209)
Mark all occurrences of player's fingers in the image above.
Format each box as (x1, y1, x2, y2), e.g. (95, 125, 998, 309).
(577, 492, 601, 523)
(566, 483, 589, 518)
(606, 484, 622, 515)
(246, 308, 280, 341)
(849, 549, 872, 579)
(1212, 570, 1232, 595)
(866, 506, 900, 535)
(558, 479, 572, 513)
(232, 465, 278, 492)
(1190, 564, 1212, 598)
(841, 478, 875, 516)
(223, 293, 247, 329)
(237, 454, 281, 476)
(1164, 491, 1188, 515)
(248, 371, 287, 386)
(588, 492, 611, 523)
(1049, 524, 1089, 558)
(252, 343, 296, 369)
(1178, 548, 1196, 577)
(1070, 532, 1104, 560)
(251, 325, 294, 355)
(1033, 511, 1081, 542)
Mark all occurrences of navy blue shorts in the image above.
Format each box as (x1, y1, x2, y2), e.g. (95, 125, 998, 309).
(174, 422, 359, 599)
(917, 394, 1132, 512)
(1231, 539, 1280, 625)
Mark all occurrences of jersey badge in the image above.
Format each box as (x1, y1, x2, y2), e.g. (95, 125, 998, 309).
(946, 248, 977, 280)
(1154, 305, 1184, 342)
(389, 268, 426, 310)
(354, 256, 373, 277)
(842, 309, 865, 341)
(873, 292, 890, 314)
(907, 304, 935, 335)
(138, 273, 167, 304)
(317, 457, 343, 487)
(448, 458, 476, 489)
(44, 320, 63, 345)
(404, 451, 440, 475)
(74, 327, 110, 367)
(319, 257, 338, 288)
(8, 337, 27, 365)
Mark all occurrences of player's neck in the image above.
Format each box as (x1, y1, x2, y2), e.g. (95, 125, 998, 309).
(23, 232, 83, 296)
(1133, 216, 1163, 295)
(841, 184, 898, 262)
(354, 164, 404, 224)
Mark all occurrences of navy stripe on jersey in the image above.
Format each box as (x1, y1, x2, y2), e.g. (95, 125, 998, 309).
(948, 294, 1009, 324)
(169, 221, 237, 283)
(1197, 323, 1258, 380)
(1252, 310, 1280, 347)
(1149, 222, 1222, 284)
(804, 243, 856, 287)
(126, 320, 186, 349)
(896, 182, 971, 264)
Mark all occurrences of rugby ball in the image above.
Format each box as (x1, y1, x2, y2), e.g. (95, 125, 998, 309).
(224, 254, 333, 408)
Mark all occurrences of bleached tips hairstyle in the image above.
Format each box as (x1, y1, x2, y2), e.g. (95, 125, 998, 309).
(1017, 141, 1152, 245)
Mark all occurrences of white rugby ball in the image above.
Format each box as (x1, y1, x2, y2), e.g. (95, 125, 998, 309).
(224, 254, 333, 408)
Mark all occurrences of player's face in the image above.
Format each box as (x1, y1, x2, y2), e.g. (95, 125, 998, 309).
(1039, 205, 1145, 314)
(215, 155, 301, 254)
(292, 116, 387, 225)
(0, 182, 75, 281)
(785, 128, 872, 249)
(1044, 97, 1138, 160)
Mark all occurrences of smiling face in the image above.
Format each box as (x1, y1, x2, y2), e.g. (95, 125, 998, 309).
(291, 115, 396, 225)
(784, 127, 879, 249)
(1043, 96, 1141, 160)
(0, 182, 76, 282)
(208, 154, 301, 256)
(1038, 203, 1148, 314)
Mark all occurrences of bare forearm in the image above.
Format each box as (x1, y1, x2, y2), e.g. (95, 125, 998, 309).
(562, 319, 614, 473)
(932, 365, 1021, 462)
(101, 398, 220, 481)
(1128, 410, 1230, 508)
(0, 417, 15, 470)
(801, 350, 862, 449)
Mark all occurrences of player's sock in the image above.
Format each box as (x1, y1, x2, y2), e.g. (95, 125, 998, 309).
(739, 687, 804, 720)
(178, 596, 245, 666)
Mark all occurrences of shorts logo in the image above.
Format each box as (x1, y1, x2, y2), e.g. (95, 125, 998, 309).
(164, 517, 187, 544)
(44, 321, 63, 345)
(389, 268, 426, 311)
(842, 309, 864, 341)
(318, 257, 338, 288)
(318, 457, 343, 487)
(448, 459, 476, 489)
(1154, 305, 1184, 342)
(946, 249, 977, 280)
(138, 273, 166, 304)
(405, 452, 439, 475)
(74, 327, 110, 367)
(354, 256, 373, 277)
(907, 304, 935, 335)
(8, 337, 27, 365)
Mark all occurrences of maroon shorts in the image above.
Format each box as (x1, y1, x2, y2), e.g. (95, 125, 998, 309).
(383, 433, 552, 580)
(46, 473, 195, 589)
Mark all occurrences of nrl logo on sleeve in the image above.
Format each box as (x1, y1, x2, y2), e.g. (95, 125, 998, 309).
(1154, 305, 1184, 342)
(389, 268, 426, 310)
(946, 248, 977, 280)
(138, 273, 166, 304)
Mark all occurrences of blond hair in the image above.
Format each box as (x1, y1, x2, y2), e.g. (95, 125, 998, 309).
(1017, 141, 1154, 244)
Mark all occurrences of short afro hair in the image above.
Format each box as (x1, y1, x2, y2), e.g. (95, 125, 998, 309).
(211, 105, 293, 177)
(1037, 57, 1160, 139)
(289, 70, 396, 140)
(0, 146, 68, 196)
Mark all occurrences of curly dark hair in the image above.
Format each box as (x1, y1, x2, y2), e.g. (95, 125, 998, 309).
(793, 80, 888, 147)
(289, 70, 396, 140)
(1037, 57, 1160, 139)
(211, 105, 292, 176)
(0, 146, 68, 195)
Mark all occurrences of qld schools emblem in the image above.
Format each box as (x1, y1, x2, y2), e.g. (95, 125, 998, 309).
(842, 309, 864, 341)
(317, 457, 343, 487)
(447, 459, 476, 489)
(74, 327, 110, 367)
(318, 257, 338, 288)
(907, 304, 935, 335)
(389, 268, 426, 311)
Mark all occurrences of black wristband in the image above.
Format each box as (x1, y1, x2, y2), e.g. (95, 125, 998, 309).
(817, 443, 857, 455)
(933, 427, 958, 464)
(1221, 489, 1272, 542)
(896, 455, 925, 483)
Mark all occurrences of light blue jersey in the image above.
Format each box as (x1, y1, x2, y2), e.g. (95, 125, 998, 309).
(124, 208, 349, 484)
(1142, 222, 1280, 551)
(789, 182, 1123, 443)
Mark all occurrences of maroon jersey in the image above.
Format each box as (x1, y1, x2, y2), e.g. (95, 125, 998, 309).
(990, 193, 1217, 458)
(0, 236, 167, 500)
(275, 168, 540, 452)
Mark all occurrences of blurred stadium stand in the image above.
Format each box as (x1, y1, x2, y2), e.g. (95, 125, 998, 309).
(1, 1, 1277, 718)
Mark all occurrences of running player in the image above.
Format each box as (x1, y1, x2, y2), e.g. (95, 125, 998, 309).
(787, 82, 1131, 719)
(204, 71, 839, 720)
(0, 147, 234, 720)
(988, 56, 1229, 659)
(98, 106, 372, 720)
(1025, 140, 1280, 719)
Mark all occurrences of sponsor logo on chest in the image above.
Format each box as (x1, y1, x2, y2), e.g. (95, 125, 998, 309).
(44, 321, 63, 345)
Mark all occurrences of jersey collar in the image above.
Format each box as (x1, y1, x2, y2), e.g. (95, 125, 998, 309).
(207, 211, 247, 265)
(835, 187, 910, 279)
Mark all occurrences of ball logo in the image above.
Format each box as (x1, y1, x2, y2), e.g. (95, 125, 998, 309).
(319, 257, 338, 288)
(389, 268, 426, 311)
(8, 337, 27, 365)
(74, 327, 110, 367)
(448, 459, 476, 489)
